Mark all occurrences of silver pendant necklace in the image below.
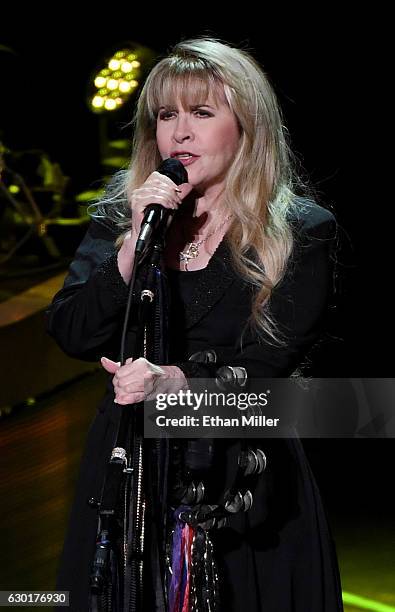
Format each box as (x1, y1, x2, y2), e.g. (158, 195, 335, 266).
(179, 214, 232, 271)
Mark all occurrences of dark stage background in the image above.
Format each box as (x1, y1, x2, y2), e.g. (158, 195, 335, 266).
(1, 12, 393, 609)
(1, 14, 387, 375)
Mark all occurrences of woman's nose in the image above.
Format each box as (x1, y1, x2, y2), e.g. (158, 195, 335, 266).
(173, 114, 193, 143)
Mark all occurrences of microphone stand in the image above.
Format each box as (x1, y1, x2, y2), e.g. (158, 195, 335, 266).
(90, 233, 165, 612)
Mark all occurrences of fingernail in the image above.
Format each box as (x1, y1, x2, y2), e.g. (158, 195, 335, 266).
(175, 188, 182, 193)
(102, 357, 121, 366)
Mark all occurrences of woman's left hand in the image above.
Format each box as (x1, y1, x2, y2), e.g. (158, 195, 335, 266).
(101, 356, 188, 405)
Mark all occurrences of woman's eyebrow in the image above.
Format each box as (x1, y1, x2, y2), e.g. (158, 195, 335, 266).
(158, 103, 216, 110)
(190, 104, 216, 109)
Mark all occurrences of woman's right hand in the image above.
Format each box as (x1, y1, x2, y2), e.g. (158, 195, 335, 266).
(130, 170, 191, 236)
(117, 171, 192, 283)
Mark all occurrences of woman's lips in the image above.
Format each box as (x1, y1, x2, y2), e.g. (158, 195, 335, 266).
(177, 156, 199, 166)
(170, 153, 200, 166)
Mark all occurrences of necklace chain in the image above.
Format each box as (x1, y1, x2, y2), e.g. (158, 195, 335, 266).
(179, 214, 232, 271)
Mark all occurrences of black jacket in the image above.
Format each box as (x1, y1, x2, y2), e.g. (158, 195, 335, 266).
(47, 200, 336, 374)
(46, 200, 343, 611)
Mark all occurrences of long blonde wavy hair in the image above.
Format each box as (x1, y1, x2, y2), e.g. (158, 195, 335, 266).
(93, 37, 308, 343)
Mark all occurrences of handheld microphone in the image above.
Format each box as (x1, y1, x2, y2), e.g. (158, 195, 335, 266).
(135, 158, 188, 256)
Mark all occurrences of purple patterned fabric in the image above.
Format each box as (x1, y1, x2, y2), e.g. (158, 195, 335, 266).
(168, 506, 191, 612)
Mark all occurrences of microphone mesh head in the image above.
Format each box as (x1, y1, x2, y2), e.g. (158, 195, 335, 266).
(157, 158, 188, 185)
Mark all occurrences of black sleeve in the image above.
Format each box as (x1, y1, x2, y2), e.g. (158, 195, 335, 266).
(175, 207, 337, 380)
(45, 218, 130, 362)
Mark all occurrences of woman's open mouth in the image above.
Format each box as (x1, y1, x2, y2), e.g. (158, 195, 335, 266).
(170, 152, 200, 166)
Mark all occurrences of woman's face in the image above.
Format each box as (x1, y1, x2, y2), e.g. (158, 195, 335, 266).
(156, 88, 241, 195)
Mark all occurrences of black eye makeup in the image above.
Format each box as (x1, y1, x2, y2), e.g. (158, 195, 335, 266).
(157, 105, 215, 121)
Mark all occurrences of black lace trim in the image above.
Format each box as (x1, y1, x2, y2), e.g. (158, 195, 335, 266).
(183, 240, 236, 330)
(95, 252, 130, 306)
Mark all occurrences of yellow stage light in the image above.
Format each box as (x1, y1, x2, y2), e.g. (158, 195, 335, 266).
(104, 99, 117, 110)
(88, 42, 156, 114)
(107, 79, 119, 91)
(119, 81, 131, 93)
(94, 76, 107, 88)
(92, 96, 104, 108)
(108, 59, 120, 70)
(121, 61, 133, 73)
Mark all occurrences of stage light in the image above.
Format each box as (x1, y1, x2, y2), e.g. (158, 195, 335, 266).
(88, 43, 156, 114)
(119, 81, 131, 93)
(108, 78, 120, 91)
(343, 590, 395, 611)
(94, 76, 107, 88)
(104, 99, 117, 111)
(120, 61, 133, 73)
(92, 96, 104, 109)
(108, 59, 121, 70)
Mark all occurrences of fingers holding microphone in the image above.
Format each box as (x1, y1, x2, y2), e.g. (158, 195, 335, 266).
(130, 171, 192, 235)
(117, 173, 191, 282)
(118, 157, 191, 283)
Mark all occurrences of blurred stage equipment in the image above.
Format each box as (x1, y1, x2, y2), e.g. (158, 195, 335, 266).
(0, 142, 89, 267)
(0, 42, 157, 269)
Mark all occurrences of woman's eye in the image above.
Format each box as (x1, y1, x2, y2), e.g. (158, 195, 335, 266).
(158, 109, 212, 120)
(159, 111, 175, 120)
(194, 109, 212, 117)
